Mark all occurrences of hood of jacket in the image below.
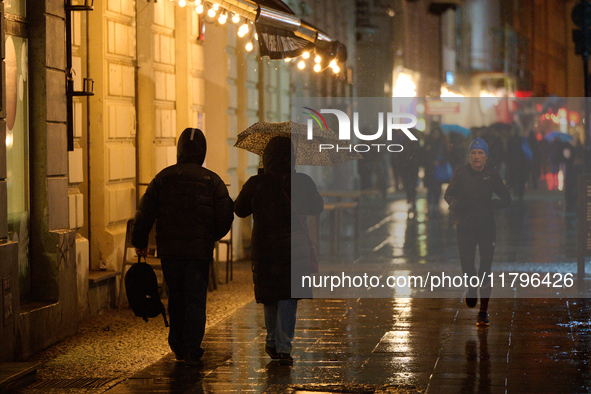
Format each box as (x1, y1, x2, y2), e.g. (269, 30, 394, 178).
(263, 136, 294, 174)
(177, 128, 206, 165)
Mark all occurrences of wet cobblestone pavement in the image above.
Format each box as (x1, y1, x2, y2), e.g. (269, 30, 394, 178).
(101, 297, 591, 393)
(12, 190, 591, 393)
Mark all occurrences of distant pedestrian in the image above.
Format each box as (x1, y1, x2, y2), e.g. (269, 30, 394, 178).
(235, 136, 323, 365)
(393, 129, 421, 214)
(448, 131, 467, 171)
(444, 137, 511, 326)
(132, 128, 234, 366)
(423, 125, 449, 214)
(506, 127, 531, 203)
(563, 133, 585, 213)
(527, 131, 541, 189)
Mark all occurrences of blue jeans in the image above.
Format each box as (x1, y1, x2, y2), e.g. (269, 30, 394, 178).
(161, 258, 209, 359)
(264, 299, 298, 354)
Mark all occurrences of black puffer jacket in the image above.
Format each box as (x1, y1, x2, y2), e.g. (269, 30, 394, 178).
(234, 137, 324, 304)
(132, 128, 234, 260)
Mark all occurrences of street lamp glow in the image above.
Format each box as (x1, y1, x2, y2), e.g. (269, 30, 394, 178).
(297, 60, 306, 70)
(245, 41, 254, 52)
(232, 13, 241, 23)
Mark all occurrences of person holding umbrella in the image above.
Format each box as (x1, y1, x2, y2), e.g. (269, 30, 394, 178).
(444, 137, 511, 326)
(235, 136, 324, 365)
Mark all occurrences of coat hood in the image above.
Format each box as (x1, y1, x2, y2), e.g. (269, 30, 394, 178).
(177, 128, 206, 165)
(263, 136, 294, 174)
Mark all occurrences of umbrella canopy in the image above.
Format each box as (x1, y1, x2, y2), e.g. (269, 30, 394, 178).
(544, 131, 573, 142)
(441, 124, 471, 137)
(234, 121, 362, 166)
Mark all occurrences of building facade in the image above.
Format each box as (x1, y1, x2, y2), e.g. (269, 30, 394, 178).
(0, 0, 355, 362)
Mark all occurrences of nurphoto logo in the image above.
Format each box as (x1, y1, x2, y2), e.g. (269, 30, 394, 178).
(304, 108, 419, 153)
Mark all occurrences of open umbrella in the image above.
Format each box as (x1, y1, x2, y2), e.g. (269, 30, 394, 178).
(441, 124, 471, 137)
(234, 121, 362, 166)
(544, 131, 573, 143)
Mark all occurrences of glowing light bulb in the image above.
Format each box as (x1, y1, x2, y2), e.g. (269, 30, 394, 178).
(218, 12, 227, 24)
(313, 63, 321, 72)
(207, 7, 216, 18)
(238, 23, 249, 37)
(332, 65, 340, 74)
(314, 55, 321, 63)
(212, 3, 220, 10)
(245, 41, 254, 52)
(178, 0, 186, 7)
(284, 57, 292, 62)
(329, 59, 337, 68)
(196, 4, 204, 13)
(297, 60, 305, 70)
(302, 51, 310, 59)
(195, 0, 201, 4)
(232, 13, 241, 23)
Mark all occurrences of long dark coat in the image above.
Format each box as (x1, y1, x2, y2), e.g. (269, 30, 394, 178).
(234, 137, 324, 304)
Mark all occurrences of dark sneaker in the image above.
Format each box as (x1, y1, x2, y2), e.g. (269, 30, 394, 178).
(465, 288, 478, 308)
(476, 311, 490, 327)
(277, 353, 293, 365)
(185, 354, 204, 367)
(265, 345, 279, 359)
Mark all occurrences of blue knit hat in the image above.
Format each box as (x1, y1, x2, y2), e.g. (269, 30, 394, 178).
(469, 137, 488, 157)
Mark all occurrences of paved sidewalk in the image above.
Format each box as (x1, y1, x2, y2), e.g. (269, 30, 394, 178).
(11, 260, 255, 393)
(11, 189, 591, 393)
(103, 296, 591, 393)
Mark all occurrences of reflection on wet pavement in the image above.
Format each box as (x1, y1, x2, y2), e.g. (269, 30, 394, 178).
(106, 193, 591, 393)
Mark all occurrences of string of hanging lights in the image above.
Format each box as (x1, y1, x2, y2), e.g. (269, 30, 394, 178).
(158, 0, 345, 75)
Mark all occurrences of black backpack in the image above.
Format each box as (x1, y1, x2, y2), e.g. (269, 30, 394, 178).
(125, 256, 169, 326)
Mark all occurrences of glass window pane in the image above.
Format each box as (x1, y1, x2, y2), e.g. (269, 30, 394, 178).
(6, 34, 30, 297)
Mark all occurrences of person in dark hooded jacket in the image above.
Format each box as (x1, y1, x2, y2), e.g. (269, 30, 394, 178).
(132, 128, 234, 366)
(234, 136, 323, 364)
